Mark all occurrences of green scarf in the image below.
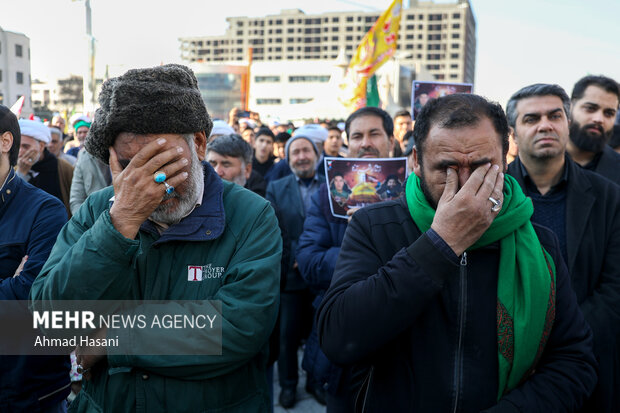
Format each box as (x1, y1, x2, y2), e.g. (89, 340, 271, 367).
(405, 173, 556, 398)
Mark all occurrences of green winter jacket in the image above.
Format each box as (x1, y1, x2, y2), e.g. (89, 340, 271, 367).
(30, 165, 282, 413)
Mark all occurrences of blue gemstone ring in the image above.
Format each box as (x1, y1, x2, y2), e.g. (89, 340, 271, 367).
(154, 172, 166, 183)
(163, 182, 174, 194)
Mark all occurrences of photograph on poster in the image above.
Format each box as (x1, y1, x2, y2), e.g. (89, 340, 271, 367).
(324, 157, 407, 219)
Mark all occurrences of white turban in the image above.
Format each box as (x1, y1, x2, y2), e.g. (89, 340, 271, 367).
(18, 119, 51, 144)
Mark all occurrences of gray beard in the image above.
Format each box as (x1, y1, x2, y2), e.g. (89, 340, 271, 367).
(232, 173, 247, 187)
(150, 143, 204, 225)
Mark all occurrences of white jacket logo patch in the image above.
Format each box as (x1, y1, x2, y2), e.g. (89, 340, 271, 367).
(188, 264, 225, 281)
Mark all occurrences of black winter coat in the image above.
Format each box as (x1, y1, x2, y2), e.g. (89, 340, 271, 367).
(318, 196, 597, 413)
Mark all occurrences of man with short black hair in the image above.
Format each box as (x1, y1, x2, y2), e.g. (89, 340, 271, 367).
(393, 109, 413, 155)
(252, 127, 277, 181)
(318, 94, 597, 412)
(296, 106, 394, 409)
(325, 126, 344, 157)
(506, 83, 620, 412)
(0, 105, 71, 412)
(207, 133, 267, 197)
(567, 75, 620, 184)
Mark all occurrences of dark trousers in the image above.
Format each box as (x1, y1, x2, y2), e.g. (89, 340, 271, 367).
(277, 289, 313, 390)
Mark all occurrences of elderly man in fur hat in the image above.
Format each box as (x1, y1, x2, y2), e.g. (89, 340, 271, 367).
(30, 64, 282, 412)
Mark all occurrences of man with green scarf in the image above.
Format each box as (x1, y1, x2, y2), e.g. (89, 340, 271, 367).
(317, 94, 597, 412)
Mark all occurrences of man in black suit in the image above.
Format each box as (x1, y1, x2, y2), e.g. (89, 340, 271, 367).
(506, 83, 620, 413)
(567, 75, 620, 184)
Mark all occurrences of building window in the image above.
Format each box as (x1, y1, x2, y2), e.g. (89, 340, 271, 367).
(332, 36, 338, 41)
(451, 43, 460, 49)
(15, 44, 23, 57)
(289, 75, 330, 83)
(406, 34, 414, 40)
(451, 53, 459, 58)
(290, 98, 313, 104)
(429, 14, 442, 21)
(452, 33, 460, 39)
(332, 17, 339, 22)
(406, 25, 414, 30)
(16, 72, 24, 84)
(450, 74, 458, 79)
(453, 23, 461, 29)
(346, 17, 353, 22)
(436, 74, 445, 80)
(256, 98, 282, 105)
(451, 64, 459, 68)
(407, 14, 415, 20)
(452, 13, 461, 19)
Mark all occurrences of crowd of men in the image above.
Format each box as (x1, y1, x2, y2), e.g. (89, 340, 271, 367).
(1, 64, 619, 413)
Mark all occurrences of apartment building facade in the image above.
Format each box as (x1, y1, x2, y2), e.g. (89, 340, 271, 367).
(0, 26, 32, 115)
(179, 0, 475, 84)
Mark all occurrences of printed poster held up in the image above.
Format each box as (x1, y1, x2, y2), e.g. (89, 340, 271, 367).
(411, 80, 473, 120)
(324, 157, 408, 219)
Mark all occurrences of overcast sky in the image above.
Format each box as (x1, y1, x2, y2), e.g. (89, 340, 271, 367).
(2, 0, 619, 109)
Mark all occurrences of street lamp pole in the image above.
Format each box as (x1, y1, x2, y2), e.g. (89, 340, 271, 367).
(83, 0, 96, 115)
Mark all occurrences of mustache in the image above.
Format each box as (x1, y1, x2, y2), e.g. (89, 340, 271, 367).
(583, 124, 604, 134)
(356, 148, 380, 157)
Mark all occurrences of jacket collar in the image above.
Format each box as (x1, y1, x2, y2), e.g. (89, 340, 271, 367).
(142, 161, 225, 244)
(509, 155, 595, 273)
(0, 168, 19, 207)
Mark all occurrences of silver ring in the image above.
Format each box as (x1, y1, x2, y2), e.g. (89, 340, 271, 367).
(163, 182, 174, 194)
(76, 364, 90, 374)
(488, 196, 501, 212)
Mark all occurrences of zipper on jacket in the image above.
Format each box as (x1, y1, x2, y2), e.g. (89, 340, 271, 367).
(452, 251, 467, 413)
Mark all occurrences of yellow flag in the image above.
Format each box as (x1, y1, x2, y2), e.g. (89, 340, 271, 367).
(340, 0, 403, 112)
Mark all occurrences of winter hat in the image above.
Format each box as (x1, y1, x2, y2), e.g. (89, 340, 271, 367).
(85, 64, 213, 164)
(284, 135, 320, 160)
(293, 124, 328, 147)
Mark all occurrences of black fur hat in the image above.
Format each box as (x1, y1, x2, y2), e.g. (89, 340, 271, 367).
(85, 64, 213, 164)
